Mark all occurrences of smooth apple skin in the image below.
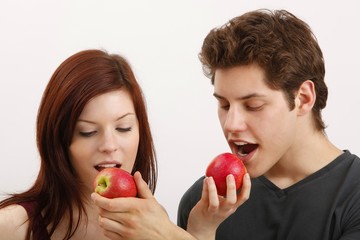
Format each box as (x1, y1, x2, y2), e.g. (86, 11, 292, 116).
(205, 152, 247, 196)
(94, 168, 137, 198)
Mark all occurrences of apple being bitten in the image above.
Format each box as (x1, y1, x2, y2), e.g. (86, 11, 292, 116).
(94, 168, 137, 198)
(205, 152, 247, 196)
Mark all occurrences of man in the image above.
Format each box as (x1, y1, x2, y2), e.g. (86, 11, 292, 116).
(178, 9, 360, 239)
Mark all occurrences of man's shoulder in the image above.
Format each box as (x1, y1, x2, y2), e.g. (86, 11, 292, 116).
(179, 176, 205, 211)
(177, 176, 205, 228)
(181, 176, 204, 201)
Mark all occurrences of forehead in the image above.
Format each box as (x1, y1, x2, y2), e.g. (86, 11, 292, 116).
(80, 90, 135, 118)
(213, 64, 270, 96)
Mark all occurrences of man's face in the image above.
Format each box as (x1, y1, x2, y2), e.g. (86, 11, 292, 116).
(213, 64, 298, 177)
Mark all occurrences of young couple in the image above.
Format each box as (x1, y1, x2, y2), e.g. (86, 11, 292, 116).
(1, 9, 360, 240)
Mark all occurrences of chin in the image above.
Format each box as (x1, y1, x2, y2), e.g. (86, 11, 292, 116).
(245, 164, 266, 178)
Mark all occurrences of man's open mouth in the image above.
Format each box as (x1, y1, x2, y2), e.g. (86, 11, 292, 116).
(235, 142, 259, 157)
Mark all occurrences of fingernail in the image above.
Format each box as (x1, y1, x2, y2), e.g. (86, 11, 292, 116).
(90, 193, 96, 201)
(227, 174, 235, 182)
(208, 176, 214, 184)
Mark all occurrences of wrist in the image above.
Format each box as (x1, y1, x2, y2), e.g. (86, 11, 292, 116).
(167, 222, 197, 240)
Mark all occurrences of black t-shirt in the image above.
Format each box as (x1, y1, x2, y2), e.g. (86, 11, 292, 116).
(178, 150, 360, 240)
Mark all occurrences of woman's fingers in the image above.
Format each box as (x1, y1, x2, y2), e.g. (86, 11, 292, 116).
(133, 171, 153, 199)
(91, 193, 124, 212)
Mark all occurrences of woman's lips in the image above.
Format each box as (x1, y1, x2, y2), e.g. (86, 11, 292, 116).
(94, 163, 121, 172)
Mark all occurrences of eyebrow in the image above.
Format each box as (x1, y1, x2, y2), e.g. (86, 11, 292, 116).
(213, 92, 266, 101)
(77, 113, 136, 124)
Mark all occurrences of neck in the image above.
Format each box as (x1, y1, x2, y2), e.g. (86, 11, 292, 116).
(265, 129, 342, 189)
(50, 194, 109, 240)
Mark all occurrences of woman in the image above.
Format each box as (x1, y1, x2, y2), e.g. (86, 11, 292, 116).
(0, 49, 158, 239)
(0, 49, 250, 240)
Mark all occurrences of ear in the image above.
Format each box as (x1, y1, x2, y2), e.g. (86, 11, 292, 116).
(295, 80, 316, 116)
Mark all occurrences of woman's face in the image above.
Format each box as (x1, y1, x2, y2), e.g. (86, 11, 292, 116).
(69, 89, 139, 195)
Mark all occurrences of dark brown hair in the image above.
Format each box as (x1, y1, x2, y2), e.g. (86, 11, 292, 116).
(0, 49, 157, 239)
(199, 9, 327, 131)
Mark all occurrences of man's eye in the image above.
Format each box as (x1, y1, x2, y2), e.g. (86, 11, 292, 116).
(220, 104, 230, 110)
(79, 131, 96, 137)
(218, 101, 230, 110)
(247, 105, 264, 111)
(116, 127, 132, 132)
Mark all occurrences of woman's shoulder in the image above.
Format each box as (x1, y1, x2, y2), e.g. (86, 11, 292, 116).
(0, 204, 29, 239)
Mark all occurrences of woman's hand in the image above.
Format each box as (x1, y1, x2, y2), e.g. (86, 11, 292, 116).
(186, 173, 251, 240)
(91, 171, 196, 240)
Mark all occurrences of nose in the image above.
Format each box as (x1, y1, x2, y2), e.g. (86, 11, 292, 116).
(222, 106, 247, 133)
(98, 131, 118, 153)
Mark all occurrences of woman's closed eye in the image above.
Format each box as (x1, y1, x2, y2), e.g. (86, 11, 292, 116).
(79, 127, 132, 137)
(79, 131, 97, 137)
(116, 127, 132, 132)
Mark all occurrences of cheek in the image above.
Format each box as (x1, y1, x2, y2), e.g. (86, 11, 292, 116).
(121, 133, 140, 169)
(128, 130, 140, 152)
(258, 109, 297, 145)
(69, 140, 91, 166)
(128, 138, 139, 158)
(217, 110, 227, 129)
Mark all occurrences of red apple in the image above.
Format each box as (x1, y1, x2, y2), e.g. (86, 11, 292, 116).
(94, 168, 137, 198)
(205, 152, 247, 196)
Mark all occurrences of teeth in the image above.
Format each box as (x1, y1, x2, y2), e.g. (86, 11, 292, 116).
(234, 142, 248, 156)
(97, 164, 117, 168)
(238, 151, 248, 157)
(234, 142, 247, 146)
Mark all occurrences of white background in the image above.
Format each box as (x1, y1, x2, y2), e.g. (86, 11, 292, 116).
(1, 0, 359, 223)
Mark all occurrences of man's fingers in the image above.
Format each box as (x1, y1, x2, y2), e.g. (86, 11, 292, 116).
(225, 174, 237, 204)
(206, 177, 220, 210)
(236, 173, 251, 206)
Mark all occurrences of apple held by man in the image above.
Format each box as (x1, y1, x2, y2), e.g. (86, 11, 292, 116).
(206, 152, 247, 196)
